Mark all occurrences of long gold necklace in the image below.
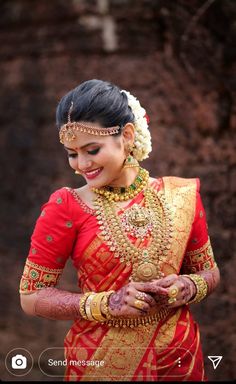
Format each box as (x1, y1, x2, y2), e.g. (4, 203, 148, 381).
(94, 184, 174, 282)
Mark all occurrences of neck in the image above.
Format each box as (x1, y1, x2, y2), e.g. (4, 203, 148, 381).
(91, 167, 149, 202)
(108, 167, 139, 188)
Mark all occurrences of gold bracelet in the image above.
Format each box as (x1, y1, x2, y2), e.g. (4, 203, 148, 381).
(183, 274, 208, 304)
(90, 292, 108, 322)
(101, 290, 115, 320)
(85, 293, 96, 321)
(79, 292, 93, 320)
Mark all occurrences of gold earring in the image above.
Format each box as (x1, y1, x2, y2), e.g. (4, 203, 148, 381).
(123, 154, 139, 169)
(123, 144, 139, 169)
(75, 170, 81, 175)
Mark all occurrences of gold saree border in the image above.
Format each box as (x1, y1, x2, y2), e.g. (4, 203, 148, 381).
(161, 177, 197, 273)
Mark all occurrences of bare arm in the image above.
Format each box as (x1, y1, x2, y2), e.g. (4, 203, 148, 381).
(21, 268, 220, 322)
(20, 287, 84, 320)
(20, 284, 159, 321)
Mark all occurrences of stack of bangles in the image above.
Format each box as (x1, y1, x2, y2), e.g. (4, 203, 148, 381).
(184, 274, 208, 304)
(78, 274, 208, 328)
(79, 290, 171, 328)
(79, 290, 115, 322)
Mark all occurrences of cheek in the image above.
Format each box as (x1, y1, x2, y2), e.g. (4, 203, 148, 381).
(105, 142, 124, 160)
(101, 150, 123, 167)
(68, 158, 77, 169)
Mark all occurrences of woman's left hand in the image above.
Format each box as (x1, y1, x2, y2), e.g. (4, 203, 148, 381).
(135, 274, 197, 309)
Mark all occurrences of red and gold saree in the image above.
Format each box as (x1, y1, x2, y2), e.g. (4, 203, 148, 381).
(20, 176, 216, 381)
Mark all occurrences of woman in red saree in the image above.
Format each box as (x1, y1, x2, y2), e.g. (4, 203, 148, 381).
(20, 79, 220, 381)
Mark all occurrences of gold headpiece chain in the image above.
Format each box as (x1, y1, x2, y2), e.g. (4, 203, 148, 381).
(59, 101, 121, 144)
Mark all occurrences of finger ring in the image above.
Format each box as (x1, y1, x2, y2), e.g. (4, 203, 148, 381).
(168, 297, 177, 304)
(168, 284, 179, 298)
(136, 292, 147, 301)
(134, 299, 145, 310)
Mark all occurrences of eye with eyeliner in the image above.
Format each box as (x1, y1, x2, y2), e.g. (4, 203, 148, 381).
(87, 148, 100, 155)
(67, 147, 100, 158)
(67, 153, 77, 159)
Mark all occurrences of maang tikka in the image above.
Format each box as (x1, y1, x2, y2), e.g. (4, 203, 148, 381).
(59, 101, 121, 144)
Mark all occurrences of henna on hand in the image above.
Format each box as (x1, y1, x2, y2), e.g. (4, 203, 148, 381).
(152, 294, 169, 307)
(133, 274, 196, 308)
(177, 276, 196, 304)
(34, 287, 83, 320)
(108, 287, 127, 312)
(108, 284, 156, 318)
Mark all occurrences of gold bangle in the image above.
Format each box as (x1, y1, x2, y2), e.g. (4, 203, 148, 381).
(101, 290, 115, 320)
(79, 292, 93, 320)
(90, 292, 108, 322)
(183, 274, 208, 304)
(85, 293, 96, 321)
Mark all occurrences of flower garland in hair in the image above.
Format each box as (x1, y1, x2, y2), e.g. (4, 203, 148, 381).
(121, 90, 152, 161)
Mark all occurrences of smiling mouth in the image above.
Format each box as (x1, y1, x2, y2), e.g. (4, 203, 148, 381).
(84, 167, 103, 179)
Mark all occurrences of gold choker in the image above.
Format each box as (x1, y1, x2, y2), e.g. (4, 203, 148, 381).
(92, 167, 149, 202)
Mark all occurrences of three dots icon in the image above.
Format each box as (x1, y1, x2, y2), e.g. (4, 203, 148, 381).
(175, 355, 222, 371)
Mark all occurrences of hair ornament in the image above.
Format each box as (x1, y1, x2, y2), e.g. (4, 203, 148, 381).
(121, 90, 152, 161)
(59, 99, 120, 144)
(68, 100, 74, 123)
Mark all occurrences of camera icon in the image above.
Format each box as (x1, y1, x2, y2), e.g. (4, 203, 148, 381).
(11, 354, 27, 369)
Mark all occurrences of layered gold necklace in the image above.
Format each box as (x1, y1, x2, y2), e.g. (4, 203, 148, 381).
(93, 168, 173, 282)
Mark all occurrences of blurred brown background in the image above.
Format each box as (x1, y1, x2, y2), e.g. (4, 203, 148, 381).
(0, 0, 235, 381)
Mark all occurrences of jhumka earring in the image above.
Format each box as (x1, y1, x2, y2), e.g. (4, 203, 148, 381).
(123, 144, 139, 169)
(75, 170, 81, 175)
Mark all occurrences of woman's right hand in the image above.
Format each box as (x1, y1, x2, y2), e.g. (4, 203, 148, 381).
(108, 281, 168, 318)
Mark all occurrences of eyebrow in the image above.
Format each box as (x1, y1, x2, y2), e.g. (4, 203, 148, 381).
(64, 142, 99, 151)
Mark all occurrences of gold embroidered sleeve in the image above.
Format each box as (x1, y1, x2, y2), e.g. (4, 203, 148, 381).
(19, 259, 63, 295)
(182, 238, 217, 274)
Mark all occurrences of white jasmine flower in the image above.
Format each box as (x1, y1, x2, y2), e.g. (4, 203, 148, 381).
(121, 90, 152, 161)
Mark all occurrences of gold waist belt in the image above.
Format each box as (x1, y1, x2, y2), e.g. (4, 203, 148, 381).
(102, 307, 171, 328)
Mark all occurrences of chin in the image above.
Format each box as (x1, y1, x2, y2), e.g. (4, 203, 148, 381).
(86, 178, 105, 189)
(87, 176, 114, 189)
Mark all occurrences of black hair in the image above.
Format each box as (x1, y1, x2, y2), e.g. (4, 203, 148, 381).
(56, 79, 134, 132)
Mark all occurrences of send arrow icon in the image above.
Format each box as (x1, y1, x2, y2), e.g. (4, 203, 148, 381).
(208, 356, 223, 369)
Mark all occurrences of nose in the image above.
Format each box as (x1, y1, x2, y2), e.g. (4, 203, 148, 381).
(77, 155, 92, 171)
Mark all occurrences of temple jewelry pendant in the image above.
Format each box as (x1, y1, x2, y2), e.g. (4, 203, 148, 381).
(121, 204, 155, 239)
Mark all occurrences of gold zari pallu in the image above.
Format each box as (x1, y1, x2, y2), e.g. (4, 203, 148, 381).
(102, 307, 171, 328)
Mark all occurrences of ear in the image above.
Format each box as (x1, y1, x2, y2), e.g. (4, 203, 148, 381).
(122, 123, 135, 147)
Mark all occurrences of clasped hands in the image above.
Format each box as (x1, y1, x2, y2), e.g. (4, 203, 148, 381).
(108, 274, 197, 318)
